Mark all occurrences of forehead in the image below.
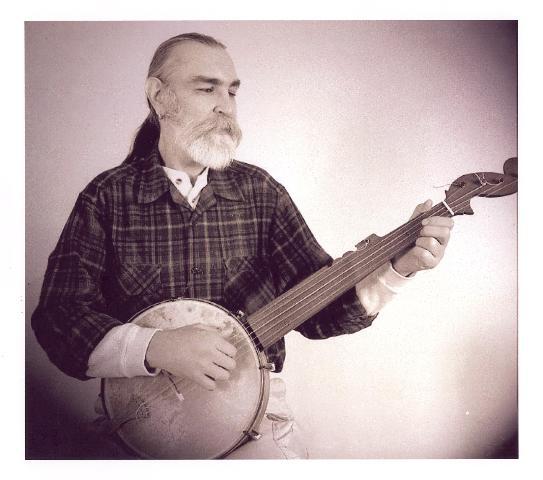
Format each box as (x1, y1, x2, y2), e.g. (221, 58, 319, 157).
(161, 42, 238, 83)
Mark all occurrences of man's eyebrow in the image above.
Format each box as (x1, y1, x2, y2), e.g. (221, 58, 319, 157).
(190, 75, 241, 88)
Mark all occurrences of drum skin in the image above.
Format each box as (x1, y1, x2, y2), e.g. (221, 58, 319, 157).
(101, 298, 270, 459)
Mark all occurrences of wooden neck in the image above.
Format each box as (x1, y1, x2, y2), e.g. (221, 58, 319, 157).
(246, 203, 451, 349)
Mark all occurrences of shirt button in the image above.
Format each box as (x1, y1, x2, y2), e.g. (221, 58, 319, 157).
(191, 266, 202, 275)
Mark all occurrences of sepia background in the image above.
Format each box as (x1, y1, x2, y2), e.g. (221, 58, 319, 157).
(25, 20, 517, 458)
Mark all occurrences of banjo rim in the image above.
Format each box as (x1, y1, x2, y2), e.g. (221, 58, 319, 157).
(100, 297, 270, 459)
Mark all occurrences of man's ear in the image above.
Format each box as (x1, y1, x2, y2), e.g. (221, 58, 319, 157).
(145, 77, 165, 116)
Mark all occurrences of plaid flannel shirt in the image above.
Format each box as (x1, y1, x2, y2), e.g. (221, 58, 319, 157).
(31, 149, 375, 380)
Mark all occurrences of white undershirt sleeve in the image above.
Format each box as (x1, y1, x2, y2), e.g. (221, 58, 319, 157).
(355, 261, 414, 316)
(86, 324, 161, 378)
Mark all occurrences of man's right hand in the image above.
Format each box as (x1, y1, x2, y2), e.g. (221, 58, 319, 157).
(145, 325, 237, 391)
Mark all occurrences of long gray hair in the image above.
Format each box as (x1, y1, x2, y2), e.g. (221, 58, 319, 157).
(123, 33, 226, 164)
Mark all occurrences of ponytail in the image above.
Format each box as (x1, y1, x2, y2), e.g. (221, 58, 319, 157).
(123, 110, 160, 164)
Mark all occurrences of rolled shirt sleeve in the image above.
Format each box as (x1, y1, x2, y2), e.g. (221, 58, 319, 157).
(355, 261, 414, 316)
(86, 324, 161, 378)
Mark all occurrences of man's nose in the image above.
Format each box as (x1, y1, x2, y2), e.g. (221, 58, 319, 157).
(213, 105, 235, 118)
(213, 94, 235, 117)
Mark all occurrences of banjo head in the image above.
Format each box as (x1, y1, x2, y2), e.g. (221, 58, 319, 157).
(102, 298, 269, 459)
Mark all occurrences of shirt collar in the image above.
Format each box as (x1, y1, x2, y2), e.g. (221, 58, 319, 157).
(135, 147, 244, 204)
(206, 166, 245, 202)
(163, 165, 209, 198)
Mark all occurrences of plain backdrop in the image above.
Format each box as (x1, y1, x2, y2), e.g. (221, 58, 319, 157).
(25, 20, 517, 458)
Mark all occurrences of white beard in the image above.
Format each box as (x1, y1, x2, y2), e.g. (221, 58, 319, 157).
(169, 112, 242, 171)
(185, 131, 237, 170)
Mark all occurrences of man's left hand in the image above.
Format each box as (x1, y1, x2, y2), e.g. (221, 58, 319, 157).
(391, 199, 454, 277)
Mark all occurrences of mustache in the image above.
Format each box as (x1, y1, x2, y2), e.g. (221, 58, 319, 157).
(192, 115, 242, 144)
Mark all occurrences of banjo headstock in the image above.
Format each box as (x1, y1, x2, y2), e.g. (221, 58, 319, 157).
(443, 157, 518, 216)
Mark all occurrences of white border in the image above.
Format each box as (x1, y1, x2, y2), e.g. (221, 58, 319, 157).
(6, 1, 541, 478)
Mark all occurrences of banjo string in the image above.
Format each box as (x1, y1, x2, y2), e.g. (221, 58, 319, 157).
(251, 177, 514, 346)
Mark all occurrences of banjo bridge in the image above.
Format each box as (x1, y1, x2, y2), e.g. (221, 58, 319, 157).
(243, 429, 262, 441)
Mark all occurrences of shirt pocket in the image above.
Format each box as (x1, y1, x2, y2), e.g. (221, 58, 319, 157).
(223, 256, 275, 314)
(106, 262, 162, 321)
(115, 263, 161, 296)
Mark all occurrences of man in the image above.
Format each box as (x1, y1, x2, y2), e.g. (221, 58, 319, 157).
(31, 33, 453, 459)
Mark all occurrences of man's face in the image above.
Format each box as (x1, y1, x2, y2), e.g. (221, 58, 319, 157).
(158, 42, 242, 170)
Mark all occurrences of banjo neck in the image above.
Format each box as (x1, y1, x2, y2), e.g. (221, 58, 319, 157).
(246, 203, 448, 350)
(247, 158, 518, 350)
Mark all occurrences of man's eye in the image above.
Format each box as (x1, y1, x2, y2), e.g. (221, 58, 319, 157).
(229, 91, 237, 97)
(198, 87, 214, 93)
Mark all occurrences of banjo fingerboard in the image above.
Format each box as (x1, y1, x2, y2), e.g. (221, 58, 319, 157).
(246, 206, 442, 348)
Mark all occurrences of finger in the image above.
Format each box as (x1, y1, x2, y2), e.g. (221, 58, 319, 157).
(410, 199, 433, 220)
(411, 246, 439, 269)
(216, 338, 237, 358)
(422, 216, 454, 228)
(196, 374, 217, 391)
(415, 237, 443, 257)
(419, 225, 451, 246)
(212, 351, 237, 371)
(205, 363, 231, 382)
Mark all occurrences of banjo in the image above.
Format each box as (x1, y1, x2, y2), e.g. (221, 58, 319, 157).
(101, 158, 517, 459)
